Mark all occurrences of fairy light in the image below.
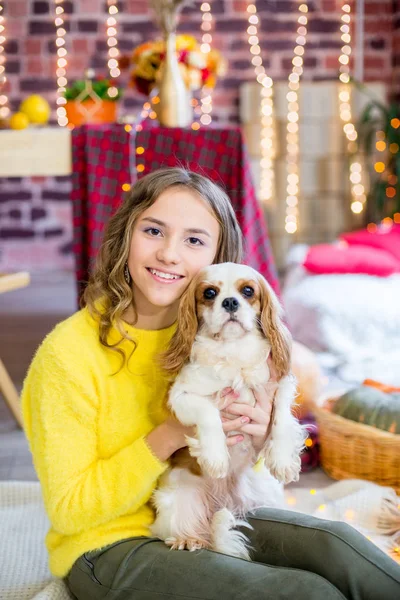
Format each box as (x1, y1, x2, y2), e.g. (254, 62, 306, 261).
(375, 124, 400, 204)
(129, 95, 158, 177)
(285, 2, 309, 234)
(373, 129, 389, 206)
(0, 1, 9, 120)
(338, 3, 367, 214)
(191, 97, 201, 130)
(106, 0, 120, 96)
(126, 94, 160, 181)
(246, 3, 275, 204)
(54, 0, 69, 126)
(198, 2, 213, 127)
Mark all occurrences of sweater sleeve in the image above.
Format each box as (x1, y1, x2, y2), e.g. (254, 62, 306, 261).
(22, 339, 168, 536)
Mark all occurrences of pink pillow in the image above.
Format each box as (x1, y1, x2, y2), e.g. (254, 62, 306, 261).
(340, 225, 400, 262)
(303, 243, 400, 276)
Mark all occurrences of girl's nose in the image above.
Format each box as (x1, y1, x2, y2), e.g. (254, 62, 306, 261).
(156, 241, 180, 265)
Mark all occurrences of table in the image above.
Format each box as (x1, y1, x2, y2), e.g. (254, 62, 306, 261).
(71, 123, 279, 297)
(0, 127, 71, 177)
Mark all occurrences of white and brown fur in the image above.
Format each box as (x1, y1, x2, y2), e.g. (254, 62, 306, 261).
(151, 263, 307, 560)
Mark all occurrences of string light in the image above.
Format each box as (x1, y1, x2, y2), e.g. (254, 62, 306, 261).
(114, 0, 148, 185)
(0, 1, 9, 120)
(246, 3, 275, 205)
(338, 3, 367, 214)
(54, 0, 69, 126)
(191, 97, 201, 130)
(246, 2, 309, 227)
(372, 130, 388, 207)
(106, 0, 120, 95)
(124, 94, 160, 184)
(197, 2, 213, 127)
(285, 2, 309, 235)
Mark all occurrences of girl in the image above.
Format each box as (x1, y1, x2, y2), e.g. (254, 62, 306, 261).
(22, 168, 400, 600)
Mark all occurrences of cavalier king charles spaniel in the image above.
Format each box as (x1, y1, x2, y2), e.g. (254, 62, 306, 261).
(151, 263, 306, 560)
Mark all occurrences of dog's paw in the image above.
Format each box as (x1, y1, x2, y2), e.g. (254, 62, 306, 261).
(262, 441, 301, 484)
(198, 450, 230, 479)
(197, 446, 229, 479)
(211, 509, 252, 561)
(185, 435, 202, 458)
(212, 507, 236, 530)
(186, 435, 230, 479)
(165, 537, 208, 552)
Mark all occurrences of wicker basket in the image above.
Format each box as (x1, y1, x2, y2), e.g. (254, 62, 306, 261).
(313, 398, 400, 494)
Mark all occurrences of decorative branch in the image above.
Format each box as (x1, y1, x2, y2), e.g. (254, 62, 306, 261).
(149, 0, 187, 36)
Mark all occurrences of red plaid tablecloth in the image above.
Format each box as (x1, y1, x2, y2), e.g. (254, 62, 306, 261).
(71, 123, 279, 297)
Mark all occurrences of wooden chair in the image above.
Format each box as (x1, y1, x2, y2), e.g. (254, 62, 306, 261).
(0, 272, 31, 428)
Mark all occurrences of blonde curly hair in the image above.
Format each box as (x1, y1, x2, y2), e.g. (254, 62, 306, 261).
(83, 167, 244, 370)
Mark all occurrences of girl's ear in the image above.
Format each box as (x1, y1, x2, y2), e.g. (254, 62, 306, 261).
(160, 274, 201, 375)
(258, 275, 292, 380)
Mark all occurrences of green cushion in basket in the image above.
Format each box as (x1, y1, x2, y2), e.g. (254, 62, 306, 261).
(332, 386, 400, 434)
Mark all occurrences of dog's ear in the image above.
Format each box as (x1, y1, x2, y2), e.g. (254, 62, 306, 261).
(160, 273, 201, 375)
(258, 275, 291, 380)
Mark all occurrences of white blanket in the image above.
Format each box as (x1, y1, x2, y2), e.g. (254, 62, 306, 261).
(283, 265, 400, 386)
(0, 480, 398, 599)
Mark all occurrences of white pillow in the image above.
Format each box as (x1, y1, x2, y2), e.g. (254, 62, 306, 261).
(283, 269, 400, 385)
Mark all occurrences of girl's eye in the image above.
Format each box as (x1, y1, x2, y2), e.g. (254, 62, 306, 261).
(187, 237, 204, 246)
(203, 288, 218, 300)
(241, 286, 254, 298)
(145, 228, 162, 237)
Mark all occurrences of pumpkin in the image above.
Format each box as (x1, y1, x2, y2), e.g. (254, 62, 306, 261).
(333, 386, 400, 434)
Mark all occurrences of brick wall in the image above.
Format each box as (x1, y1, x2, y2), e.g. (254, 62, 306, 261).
(0, 0, 398, 272)
(0, 175, 73, 271)
(3, 0, 398, 122)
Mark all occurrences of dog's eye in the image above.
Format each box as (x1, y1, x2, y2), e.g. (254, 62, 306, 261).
(241, 286, 254, 298)
(203, 288, 218, 300)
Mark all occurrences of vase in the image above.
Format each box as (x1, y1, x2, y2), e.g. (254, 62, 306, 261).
(156, 32, 192, 128)
(65, 100, 118, 127)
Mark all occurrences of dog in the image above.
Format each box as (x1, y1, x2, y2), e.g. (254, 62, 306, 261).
(151, 263, 306, 559)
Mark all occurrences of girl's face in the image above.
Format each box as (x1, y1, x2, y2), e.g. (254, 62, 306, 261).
(128, 186, 220, 327)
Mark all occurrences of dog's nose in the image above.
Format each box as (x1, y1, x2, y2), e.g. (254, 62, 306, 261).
(222, 297, 239, 313)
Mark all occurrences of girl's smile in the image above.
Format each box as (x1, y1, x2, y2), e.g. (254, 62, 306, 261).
(146, 267, 185, 283)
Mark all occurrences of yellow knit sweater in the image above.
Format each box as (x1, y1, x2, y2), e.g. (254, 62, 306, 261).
(21, 306, 176, 577)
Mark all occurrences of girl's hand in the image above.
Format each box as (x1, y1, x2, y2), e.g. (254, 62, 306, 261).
(146, 418, 195, 462)
(220, 392, 249, 447)
(220, 355, 279, 450)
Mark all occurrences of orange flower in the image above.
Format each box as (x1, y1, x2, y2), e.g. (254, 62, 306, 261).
(130, 34, 226, 95)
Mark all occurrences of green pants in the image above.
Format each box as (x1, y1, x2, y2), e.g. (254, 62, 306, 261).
(66, 508, 400, 600)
